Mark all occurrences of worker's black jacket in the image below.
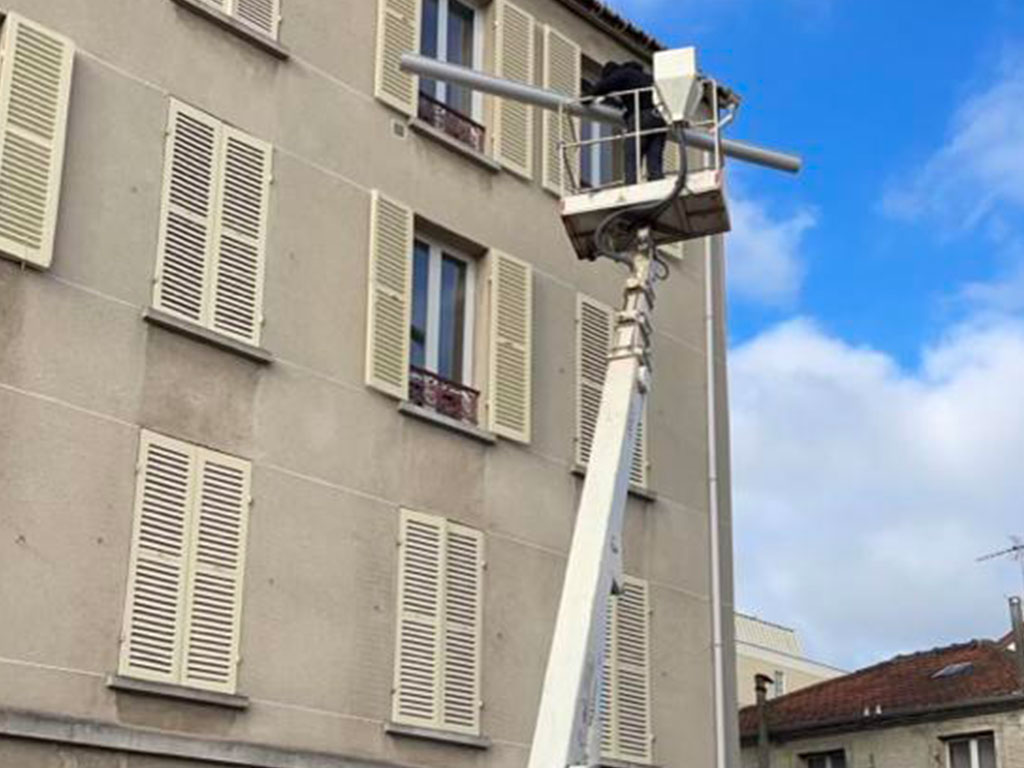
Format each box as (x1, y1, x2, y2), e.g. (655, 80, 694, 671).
(590, 63, 655, 121)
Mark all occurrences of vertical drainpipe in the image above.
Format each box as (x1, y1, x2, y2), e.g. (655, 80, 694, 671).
(1010, 596, 1024, 688)
(705, 234, 728, 768)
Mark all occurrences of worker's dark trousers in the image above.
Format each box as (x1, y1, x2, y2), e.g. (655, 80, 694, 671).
(624, 109, 667, 184)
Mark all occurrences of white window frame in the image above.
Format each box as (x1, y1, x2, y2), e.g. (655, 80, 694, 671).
(421, 0, 485, 122)
(804, 752, 846, 768)
(580, 118, 615, 188)
(413, 234, 477, 386)
(946, 733, 997, 768)
(773, 669, 786, 697)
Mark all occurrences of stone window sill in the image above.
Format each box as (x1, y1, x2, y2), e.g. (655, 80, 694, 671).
(601, 760, 660, 768)
(169, 0, 290, 60)
(385, 721, 491, 749)
(409, 118, 501, 174)
(107, 674, 249, 709)
(571, 464, 658, 502)
(143, 308, 274, 365)
(399, 401, 497, 445)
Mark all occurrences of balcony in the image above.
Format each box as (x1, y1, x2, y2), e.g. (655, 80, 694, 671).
(418, 91, 486, 155)
(409, 366, 480, 426)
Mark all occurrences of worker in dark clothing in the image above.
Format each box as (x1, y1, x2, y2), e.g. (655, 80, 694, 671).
(590, 61, 667, 184)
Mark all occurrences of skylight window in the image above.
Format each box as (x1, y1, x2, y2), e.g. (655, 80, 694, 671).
(931, 662, 974, 679)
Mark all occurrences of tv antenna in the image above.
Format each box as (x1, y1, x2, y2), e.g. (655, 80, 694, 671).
(977, 535, 1024, 594)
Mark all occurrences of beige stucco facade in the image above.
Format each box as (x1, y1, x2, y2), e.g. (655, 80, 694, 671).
(735, 615, 844, 707)
(0, 1, 738, 768)
(740, 709, 1024, 768)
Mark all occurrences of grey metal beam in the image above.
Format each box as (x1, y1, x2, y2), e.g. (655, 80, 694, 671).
(400, 54, 802, 174)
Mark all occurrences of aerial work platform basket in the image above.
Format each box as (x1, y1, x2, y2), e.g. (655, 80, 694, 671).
(555, 52, 734, 260)
(560, 167, 729, 261)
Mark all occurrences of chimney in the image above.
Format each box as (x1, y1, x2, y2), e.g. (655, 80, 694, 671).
(1010, 596, 1024, 688)
(755, 673, 773, 768)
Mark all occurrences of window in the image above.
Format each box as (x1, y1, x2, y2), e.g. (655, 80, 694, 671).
(197, 0, 281, 40)
(0, 14, 74, 269)
(576, 294, 649, 487)
(392, 509, 484, 735)
(803, 751, 846, 768)
(118, 431, 252, 694)
(773, 669, 786, 697)
(580, 117, 617, 189)
(152, 100, 272, 347)
(366, 191, 533, 442)
(947, 734, 996, 768)
(600, 576, 653, 764)
(580, 69, 618, 190)
(417, 0, 486, 152)
(409, 236, 479, 423)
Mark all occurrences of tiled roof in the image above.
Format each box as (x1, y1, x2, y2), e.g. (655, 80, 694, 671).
(739, 640, 1024, 739)
(555, 0, 665, 54)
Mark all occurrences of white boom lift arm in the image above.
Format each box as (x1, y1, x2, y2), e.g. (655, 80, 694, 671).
(401, 47, 801, 768)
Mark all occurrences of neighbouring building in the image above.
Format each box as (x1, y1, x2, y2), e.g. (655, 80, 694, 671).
(739, 634, 1024, 768)
(0, 2, 738, 768)
(735, 613, 845, 707)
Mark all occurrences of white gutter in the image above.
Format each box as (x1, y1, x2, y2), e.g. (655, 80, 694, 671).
(705, 234, 728, 768)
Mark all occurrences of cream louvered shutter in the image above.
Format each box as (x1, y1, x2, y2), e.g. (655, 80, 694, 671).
(576, 295, 648, 486)
(599, 594, 616, 756)
(442, 523, 484, 734)
(494, 1, 535, 178)
(393, 510, 445, 727)
(374, 0, 420, 116)
(231, 0, 281, 39)
(0, 15, 74, 269)
(210, 127, 271, 345)
(541, 27, 580, 194)
(487, 250, 532, 442)
(576, 295, 613, 467)
(154, 101, 220, 325)
(602, 577, 653, 764)
(181, 449, 251, 694)
(365, 191, 414, 399)
(119, 432, 196, 685)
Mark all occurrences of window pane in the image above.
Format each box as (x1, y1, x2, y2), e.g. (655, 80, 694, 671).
(949, 740, 972, 768)
(580, 120, 594, 188)
(830, 754, 846, 768)
(411, 242, 430, 369)
(446, 0, 475, 116)
(978, 735, 996, 768)
(598, 123, 616, 185)
(419, 0, 440, 99)
(806, 757, 826, 768)
(438, 255, 467, 383)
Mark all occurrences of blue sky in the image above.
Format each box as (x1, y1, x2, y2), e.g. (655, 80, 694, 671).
(606, 0, 1024, 670)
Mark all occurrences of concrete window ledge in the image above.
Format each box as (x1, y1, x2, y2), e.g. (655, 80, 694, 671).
(144, 307, 274, 365)
(169, 0, 290, 60)
(385, 721, 491, 749)
(571, 464, 658, 503)
(601, 760, 661, 768)
(107, 674, 250, 709)
(409, 118, 502, 174)
(399, 401, 498, 445)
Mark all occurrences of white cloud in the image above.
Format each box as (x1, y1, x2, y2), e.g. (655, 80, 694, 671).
(883, 54, 1024, 232)
(725, 196, 816, 307)
(731, 316, 1024, 669)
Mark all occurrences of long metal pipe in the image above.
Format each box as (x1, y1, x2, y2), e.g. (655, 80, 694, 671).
(400, 53, 802, 173)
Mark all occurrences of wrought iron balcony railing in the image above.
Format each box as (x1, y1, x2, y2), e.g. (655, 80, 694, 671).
(409, 365, 480, 425)
(418, 91, 487, 155)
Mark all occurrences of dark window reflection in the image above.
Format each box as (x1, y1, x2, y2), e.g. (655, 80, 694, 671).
(410, 241, 430, 368)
